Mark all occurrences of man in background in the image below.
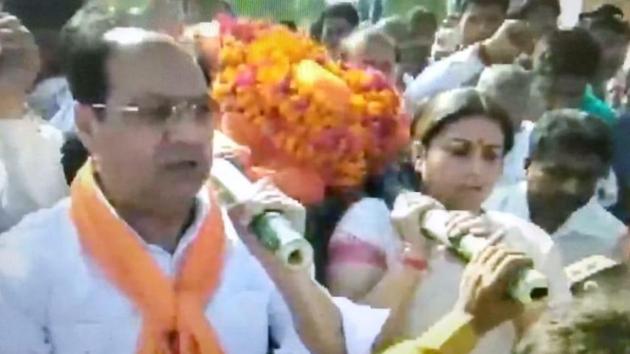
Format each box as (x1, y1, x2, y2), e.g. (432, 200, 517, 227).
(0, 12, 68, 232)
(485, 110, 627, 267)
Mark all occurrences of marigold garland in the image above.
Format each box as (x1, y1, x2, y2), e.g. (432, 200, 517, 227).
(210, 16, 409, 204)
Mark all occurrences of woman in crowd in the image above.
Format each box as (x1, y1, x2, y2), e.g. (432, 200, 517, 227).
(326, 88, 570, 354)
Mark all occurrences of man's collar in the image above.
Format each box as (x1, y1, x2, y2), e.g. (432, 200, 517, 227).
(90, 180, 219, 251)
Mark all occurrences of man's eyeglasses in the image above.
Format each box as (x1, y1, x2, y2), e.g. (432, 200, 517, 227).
(90, 101, 213, 124)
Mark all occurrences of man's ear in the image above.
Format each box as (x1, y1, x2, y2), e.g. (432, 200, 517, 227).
(411, 140, 426, 174)
(74, 103, 98, 153)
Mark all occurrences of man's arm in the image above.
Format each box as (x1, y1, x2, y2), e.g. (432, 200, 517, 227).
(403, 45, 486, 108)
(231, 183, 391, 354)
(404, 20, 534, 109)
(267, 266, 346, 354)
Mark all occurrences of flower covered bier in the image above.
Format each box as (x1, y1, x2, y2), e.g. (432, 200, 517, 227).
(211, 16, 410, 204)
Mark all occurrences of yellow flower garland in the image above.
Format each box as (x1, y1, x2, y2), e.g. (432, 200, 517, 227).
(212, 18, 408, 200)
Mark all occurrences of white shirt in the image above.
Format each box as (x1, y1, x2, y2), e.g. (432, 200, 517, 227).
(0, 115, 68, 233)
(331, 198, 571, 354)
(498, 120, 534, 187)
(47, 81, 77, 134)
(484, 181, 628, 267)
(404, 45, 485, 109)
(0, 187, 388, 354)
(28, 78, 72, 125)
(486, 122, 618, 209)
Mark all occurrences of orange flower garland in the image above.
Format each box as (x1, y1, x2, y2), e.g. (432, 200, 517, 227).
(211, 17, 409, 204)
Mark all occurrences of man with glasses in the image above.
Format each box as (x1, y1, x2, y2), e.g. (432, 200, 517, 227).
(0, 3, 389, 354)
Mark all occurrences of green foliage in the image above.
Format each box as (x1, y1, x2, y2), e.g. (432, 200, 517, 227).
(383, 0, 445, 21)
(207, 0, 325, 23)
(224, 0, 445, 24)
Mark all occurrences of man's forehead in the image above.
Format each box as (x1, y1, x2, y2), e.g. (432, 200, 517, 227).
(537, 150, 605, 170)
(105, 27, 207, 100)
(324, 17, 352, 28)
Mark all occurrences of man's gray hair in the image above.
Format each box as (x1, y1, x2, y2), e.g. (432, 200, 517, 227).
(477, 64, 532, 102)
(477, 64, 536, 122)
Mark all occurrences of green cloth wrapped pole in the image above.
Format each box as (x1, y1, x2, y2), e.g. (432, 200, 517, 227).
(211, 158, 314, 270)
(421, 210, 549, 304)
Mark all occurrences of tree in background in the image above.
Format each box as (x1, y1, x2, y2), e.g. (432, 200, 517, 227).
(383, 0, 445, 21)
(222, 0, 326, 25)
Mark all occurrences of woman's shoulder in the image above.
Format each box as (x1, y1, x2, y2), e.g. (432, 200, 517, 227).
(341, 198, 391, 226)
(332, 197, 396, 245)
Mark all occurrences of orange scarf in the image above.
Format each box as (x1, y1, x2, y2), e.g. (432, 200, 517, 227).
(70, 161, 226, 354)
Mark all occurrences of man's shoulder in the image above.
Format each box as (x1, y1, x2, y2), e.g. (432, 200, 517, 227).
(0, 115, 63, 145)
(488, 210, 554, 250)
(0, 198, 75, 267)
(572, 200, 627, 239)
(0, 199, 78, 317)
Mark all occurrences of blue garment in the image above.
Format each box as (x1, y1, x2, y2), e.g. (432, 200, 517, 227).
(610, 114, 630, 222)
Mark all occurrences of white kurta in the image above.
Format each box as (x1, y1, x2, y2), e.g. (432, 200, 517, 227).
(484, 181, 628, 267)
(330, 197, 571, 354)
(497, 121, 534, 187)
(0, 187, 388, 354)
(0, 115, 68, 233)
(404, 45, 485, 109)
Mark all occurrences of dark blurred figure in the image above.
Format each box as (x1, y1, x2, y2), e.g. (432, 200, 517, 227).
(397, 6, 437, 80)
(509, 0, 560, 38)
(318, 2, 360, 56)
(5, 0, 82, 125)
(530, 28, 605, 117)
(611, 114, 630, 223)
(61, 133, 89, 185)
(458, 0, 510, 46)
(579, 4, 630, 99)
(4, 0, 82, 82)
(280, 20, 297, 31)
(310, 15, 324, 41)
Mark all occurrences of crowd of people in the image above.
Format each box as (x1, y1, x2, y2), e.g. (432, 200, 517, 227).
(0, 0, 630, 353)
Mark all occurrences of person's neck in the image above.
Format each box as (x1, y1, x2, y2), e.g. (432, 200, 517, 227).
(117, 201, 197, 254)
(0, 92, 27, 119)
(527, 195, 570, 235)
(529, 210, 566, 235)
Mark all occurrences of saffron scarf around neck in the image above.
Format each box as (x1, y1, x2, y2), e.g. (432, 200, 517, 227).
(70, 161, 226, 354)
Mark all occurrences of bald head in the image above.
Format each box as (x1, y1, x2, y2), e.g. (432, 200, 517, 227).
(340, 28, 397, 80)
(62, 2, 207, 106)
(104, 28, 207, 107)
